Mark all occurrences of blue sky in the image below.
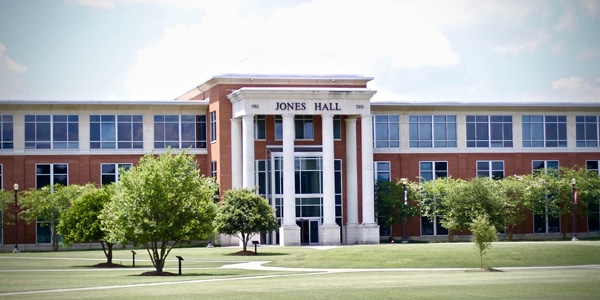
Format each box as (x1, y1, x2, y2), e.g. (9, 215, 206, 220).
(1, 0, 599, 102)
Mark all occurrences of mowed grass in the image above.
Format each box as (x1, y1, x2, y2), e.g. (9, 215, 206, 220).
(0, 241, 599, 299)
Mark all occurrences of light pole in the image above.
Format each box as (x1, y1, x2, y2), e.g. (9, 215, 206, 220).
(13, 183, 19, 253)
(571, 178, 578, 241)
(401, 178, 408, 244)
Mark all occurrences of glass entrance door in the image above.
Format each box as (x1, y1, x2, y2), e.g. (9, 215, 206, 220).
(297, 219, 320, 244)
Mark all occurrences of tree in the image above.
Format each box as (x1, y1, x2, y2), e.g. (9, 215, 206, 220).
(421, 177, 504, 242)
(100, 149, 218, 273)
(375, 180, 421, 241)
(19, 184, 85, 251)
(499, 174, 537, 241)
(214, 188, 279, 252)
(470, 214, 498, 269)
(58, 184, 116, 264)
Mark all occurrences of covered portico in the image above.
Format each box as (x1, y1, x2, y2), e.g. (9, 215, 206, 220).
(227, 87, 379, 246)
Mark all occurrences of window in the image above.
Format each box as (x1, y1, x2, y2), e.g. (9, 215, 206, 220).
(373, 115, 399, 148)
(210, 161, 217, 178)
(576, 116, 599, 147)
(255, 160, 269, 197)
(532, 160, 560, 233)
(409, 115, 456, 148)
(25, 115, 79, 149)
(476, 161, 504, 179)
(101, 163, 132, 186)
(255, 115, 266, 140)
(90, 115, 143, 149)
(420, 161, 449, 236)
(0, 115, 13, 149)
(210, 111, 217, 143)
(374, 161, 391, 237)
(522, 115, 567, 147)
(333, 115, 341, 140)
(154, 115, 206, 149)
(274, 115, 314, 140)
(466, 115, 512, 148)
(587, 160, 600, 232)
(35, 163, 68, 244)
(0, 164, 2, 244)
(373, 162, 391, 182)
(295, 115, 314, 140)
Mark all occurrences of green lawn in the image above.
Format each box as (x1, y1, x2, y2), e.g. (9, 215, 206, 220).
(0, 241, 599, 299)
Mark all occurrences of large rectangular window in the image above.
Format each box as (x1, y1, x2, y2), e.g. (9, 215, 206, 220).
(25, 115, 79, 149)
(274, 115, 314, 140)
(420, 161, 449, 236)
(576, 116, 599, 147)
(0, 115, 13, 149)
(476, 161, 505, 179)
(154, 115, 206, 149)
(373, 115, 399, 148)
(586, 160, 600, 232)
(409, 115, 456, 148)
(295, 115, 314, 140)
(101, 163, 132, 186)
(210, 111, 217, 143)
(90, 115, 143, 149)
(522, 115, 567, 147)
(255, 115, 266, 140)
(35, 163, 68, 244)
(532, 160, 560, 234)
(373, 161, 391, 182)
(466, 115, 512, 148)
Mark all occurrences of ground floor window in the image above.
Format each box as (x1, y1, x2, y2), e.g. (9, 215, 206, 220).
(421, 216, 448, 236)
(586, 160, 600, 231)
(532, 160, 560, 234)
(420, 161, 448, 236)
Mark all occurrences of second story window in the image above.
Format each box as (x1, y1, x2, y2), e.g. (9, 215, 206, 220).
(373, 115, 399, 148)
(466, 115, 512, 148)
(409, 115, 456, 148)
(210, 111, 217, 143)
(522, 115, 566, 148)
(154, 115, 206, 149)
(0, 115, 13, 149)
(295, 115, 314, 140)
(101, 163, 132, 186)
(476, 160, 505, 179)
(576, 116, 599, 147)
(255, 115, 266, 140)
(25, 115, 79, 150)
(90, 115, 143, 149)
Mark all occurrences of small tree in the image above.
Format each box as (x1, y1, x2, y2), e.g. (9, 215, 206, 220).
(470, 214, 497, 269)
(58, 184, 116, 264)
(214, 188, 279, 252)
(19, 184, 84, 251)
(375, 180, 421, 241)
(101, 149, 217, 273)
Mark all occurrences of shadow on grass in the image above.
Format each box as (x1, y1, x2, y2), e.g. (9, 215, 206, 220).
(225, 250, 289, 256)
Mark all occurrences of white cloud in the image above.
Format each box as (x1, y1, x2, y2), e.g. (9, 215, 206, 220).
(552, 77, 585, 90)
(123, 0, 466, 99)
(551, 76, 600, 101)
(0, 43, 27, 99)
(556, 9, 577, 31)
(493, 31, 548, 56)
(65, 0, 116, 9)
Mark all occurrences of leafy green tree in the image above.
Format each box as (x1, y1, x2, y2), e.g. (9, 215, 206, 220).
(19, 184, 85, 251)
(100, 149, 218, 273)
(58, 184, 116, 264)
(499, 174, 537, 241)
(470, 214, 498, 269)
(421, 177, 504, 241)
(214, 188, 279, 252)
(375, 180, 421, 241)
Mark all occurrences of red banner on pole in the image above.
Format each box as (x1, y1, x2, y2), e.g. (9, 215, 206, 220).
(574, 189, 578, 205)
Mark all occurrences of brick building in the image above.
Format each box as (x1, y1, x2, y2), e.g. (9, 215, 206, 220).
(1, 74, 599, 250)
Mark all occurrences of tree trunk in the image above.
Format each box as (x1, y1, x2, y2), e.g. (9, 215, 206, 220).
(50, 223, 59, 252)
(101, 241, 114, 264)
(155, 259, 164, 273)
(507, 227, 514, 242)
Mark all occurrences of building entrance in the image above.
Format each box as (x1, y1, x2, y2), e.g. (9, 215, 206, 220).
(297, 218, 320, 244)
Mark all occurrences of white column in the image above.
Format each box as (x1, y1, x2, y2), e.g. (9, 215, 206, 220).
(231, 118, 242, 189)
(345, 118, 359, 225)
(282, 114, 296, 226)
(360, 114, 379, 244)
(322, 114, 336, 225)
(242, 115, 255, 188)
(280, 114, 300, 246)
